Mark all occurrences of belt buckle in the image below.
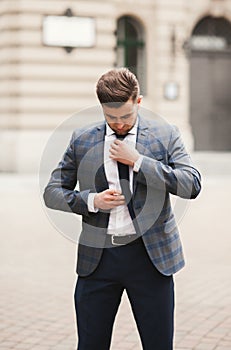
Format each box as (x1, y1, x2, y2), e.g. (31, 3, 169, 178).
(111, 234, 126, 246)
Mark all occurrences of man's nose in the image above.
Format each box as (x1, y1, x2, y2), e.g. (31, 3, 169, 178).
(116, 122, 124, 129)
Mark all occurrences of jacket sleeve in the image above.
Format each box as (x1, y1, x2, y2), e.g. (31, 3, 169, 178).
(43, 132, 91, 216)
(136, 126, 201, 199)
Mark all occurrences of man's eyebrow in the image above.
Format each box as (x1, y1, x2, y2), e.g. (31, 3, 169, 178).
(106, 112, 133, 119)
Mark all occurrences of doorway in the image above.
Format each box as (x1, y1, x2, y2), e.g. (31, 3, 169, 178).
(189, 16, 231, 151)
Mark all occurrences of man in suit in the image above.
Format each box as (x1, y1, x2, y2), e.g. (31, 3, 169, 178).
(44, 68, 201, 350)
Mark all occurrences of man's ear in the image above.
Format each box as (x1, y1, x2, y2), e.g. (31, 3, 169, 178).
(137, 95, 143, 105)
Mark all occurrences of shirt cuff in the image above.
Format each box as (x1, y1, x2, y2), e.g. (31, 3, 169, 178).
(88, 193, 99, 213)
(133, 155, 143, 172)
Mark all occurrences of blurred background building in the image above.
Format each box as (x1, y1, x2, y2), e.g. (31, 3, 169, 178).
(0, 0, 231, 172)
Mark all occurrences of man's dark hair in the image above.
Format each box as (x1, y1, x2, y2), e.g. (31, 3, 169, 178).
(96, 68, 140, 107)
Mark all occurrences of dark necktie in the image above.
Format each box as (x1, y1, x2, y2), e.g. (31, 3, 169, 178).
(115, 134, 136, 221)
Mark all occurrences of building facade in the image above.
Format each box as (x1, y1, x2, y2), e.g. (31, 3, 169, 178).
(1, 0, 231, 172)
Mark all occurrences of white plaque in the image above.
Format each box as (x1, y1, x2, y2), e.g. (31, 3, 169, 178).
(164, 82, 179, 101)
(43, 16, 95, 48)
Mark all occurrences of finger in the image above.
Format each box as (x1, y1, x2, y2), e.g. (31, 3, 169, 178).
(104, 192, 122, 201)
(109, 153, 119, 160)
(113, 139, 122, 145)
(112, 195, 125, 201)
(104, 194, 115, 201)
(112, 189, 122, 195)
(105, 188, 118, 195)
(112, 192, 122, 196)
(110, 200, 125, 207)
(109, 155, 119, 162)
(109, 150, 120, 159)
(113, 139, 125, 147)
(112, 193, 125, 201)
(107, 193, 124, 201)
(109, 147, 116, 154)
(110, 143, 119, 151)
(110, 144, 122, 152)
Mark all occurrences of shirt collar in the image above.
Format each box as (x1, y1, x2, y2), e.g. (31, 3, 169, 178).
(105, 117, 138, 137)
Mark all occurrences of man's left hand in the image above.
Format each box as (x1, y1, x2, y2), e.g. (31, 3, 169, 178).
(109, 139, 140, 166)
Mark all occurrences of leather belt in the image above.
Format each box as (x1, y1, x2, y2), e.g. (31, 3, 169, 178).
(105, 234, 141, 246)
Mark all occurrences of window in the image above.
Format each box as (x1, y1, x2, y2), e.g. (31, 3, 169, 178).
(116, 16, 146, 94)
(190, 16, 231, 51)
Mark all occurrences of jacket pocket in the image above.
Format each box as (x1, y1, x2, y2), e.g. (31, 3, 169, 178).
(164, 216, 177, 234)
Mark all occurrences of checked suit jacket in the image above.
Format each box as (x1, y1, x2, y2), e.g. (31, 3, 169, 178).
(44, 116, 201, 277)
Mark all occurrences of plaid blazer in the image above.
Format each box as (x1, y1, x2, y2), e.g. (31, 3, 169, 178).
(44, 116, 201, 276)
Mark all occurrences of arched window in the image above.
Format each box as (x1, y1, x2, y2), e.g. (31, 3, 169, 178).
(190, 16, 231, 51)
(116, 16, 146, 94)
(188, 16, 231, 151)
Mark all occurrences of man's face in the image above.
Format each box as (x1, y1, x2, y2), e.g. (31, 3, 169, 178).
(102, 96, 142, 136)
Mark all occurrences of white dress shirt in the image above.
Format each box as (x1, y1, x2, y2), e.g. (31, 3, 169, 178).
(88, 120, 143, 235)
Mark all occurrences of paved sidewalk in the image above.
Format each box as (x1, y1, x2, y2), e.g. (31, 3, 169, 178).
(0, 153, 231, 349)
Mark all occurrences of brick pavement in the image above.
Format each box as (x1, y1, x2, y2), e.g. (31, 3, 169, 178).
(0, 162, 231, 349)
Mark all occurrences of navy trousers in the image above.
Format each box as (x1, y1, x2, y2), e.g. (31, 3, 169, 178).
(74, 238, 174, 350)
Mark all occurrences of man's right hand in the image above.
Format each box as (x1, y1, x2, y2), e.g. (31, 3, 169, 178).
(94, 189, 125, 210)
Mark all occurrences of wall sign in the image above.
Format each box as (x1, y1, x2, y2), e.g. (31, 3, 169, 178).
(164, 82, 179, 101)
(43, 13, 96, 51)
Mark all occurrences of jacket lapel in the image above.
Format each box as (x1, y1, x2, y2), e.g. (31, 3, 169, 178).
(94, 123, 109, 192)
(133, 117, 149, 193)
(136, 117, 150, 155)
